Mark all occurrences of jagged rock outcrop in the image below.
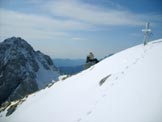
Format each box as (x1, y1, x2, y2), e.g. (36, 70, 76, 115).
(0, 37, 60, 105)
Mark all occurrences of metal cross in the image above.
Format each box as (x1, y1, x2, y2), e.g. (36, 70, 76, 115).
(142, 22, 151, 45)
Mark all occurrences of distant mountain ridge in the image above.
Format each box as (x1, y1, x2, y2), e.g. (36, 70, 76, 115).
(58, 65, 84, 75)
(53, 59, 85, 75)
(54, 58, 85, 67)
(0, 37, 60, 105)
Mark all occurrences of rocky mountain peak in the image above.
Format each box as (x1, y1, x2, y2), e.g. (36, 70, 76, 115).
(0, 37, 60, 106)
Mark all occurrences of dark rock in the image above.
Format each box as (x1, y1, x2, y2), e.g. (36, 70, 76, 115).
(99, 74, 111, 86)
(6, 104, 18, 116)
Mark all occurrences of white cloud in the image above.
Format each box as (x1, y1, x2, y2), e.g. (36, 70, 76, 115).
(0, 0, 161, 42)
(44, 0, 146, 26)
(71, 37, 86, 41)
(0, 8, 92, 41)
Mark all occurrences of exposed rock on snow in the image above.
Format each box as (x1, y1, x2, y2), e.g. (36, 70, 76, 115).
(99, 74, 111, 86)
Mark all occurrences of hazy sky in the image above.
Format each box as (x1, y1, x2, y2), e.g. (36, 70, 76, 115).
(0, 0, 162, 59)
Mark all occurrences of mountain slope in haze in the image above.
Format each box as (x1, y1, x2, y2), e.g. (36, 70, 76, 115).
(54, 59, 85, 75)
(54, 59, 85, 67)
(0, 39, 162, 122)
(58, 65, 83, 75)
(0, 37, 60, 105)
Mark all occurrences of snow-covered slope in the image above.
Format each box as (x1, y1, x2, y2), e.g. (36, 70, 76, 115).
(0, 39, 162, 122)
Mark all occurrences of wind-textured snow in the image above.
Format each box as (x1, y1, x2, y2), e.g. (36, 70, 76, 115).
(0, 39, 162, 122)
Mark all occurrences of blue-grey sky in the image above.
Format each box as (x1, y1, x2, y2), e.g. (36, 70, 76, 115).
(0, 0, 162, 59)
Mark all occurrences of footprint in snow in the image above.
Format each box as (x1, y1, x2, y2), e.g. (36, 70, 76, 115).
(86, 111, 92, 116)
(102, 94, 106, 98)
(141, 55, 144, 59)
(77, 118, 82, 122)
(125, 66, 129, 69)
(115, 77, 118, 80)
(136, 58, 139, 62)
(121, 71, 124, 75)
(111, 83, 115, 86)
(95, 100, 98, 105)
(133, 61, 137, 65)
(144, 50, 147, 53)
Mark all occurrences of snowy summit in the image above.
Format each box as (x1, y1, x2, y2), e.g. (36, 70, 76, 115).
(0, 39, 162, 122)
